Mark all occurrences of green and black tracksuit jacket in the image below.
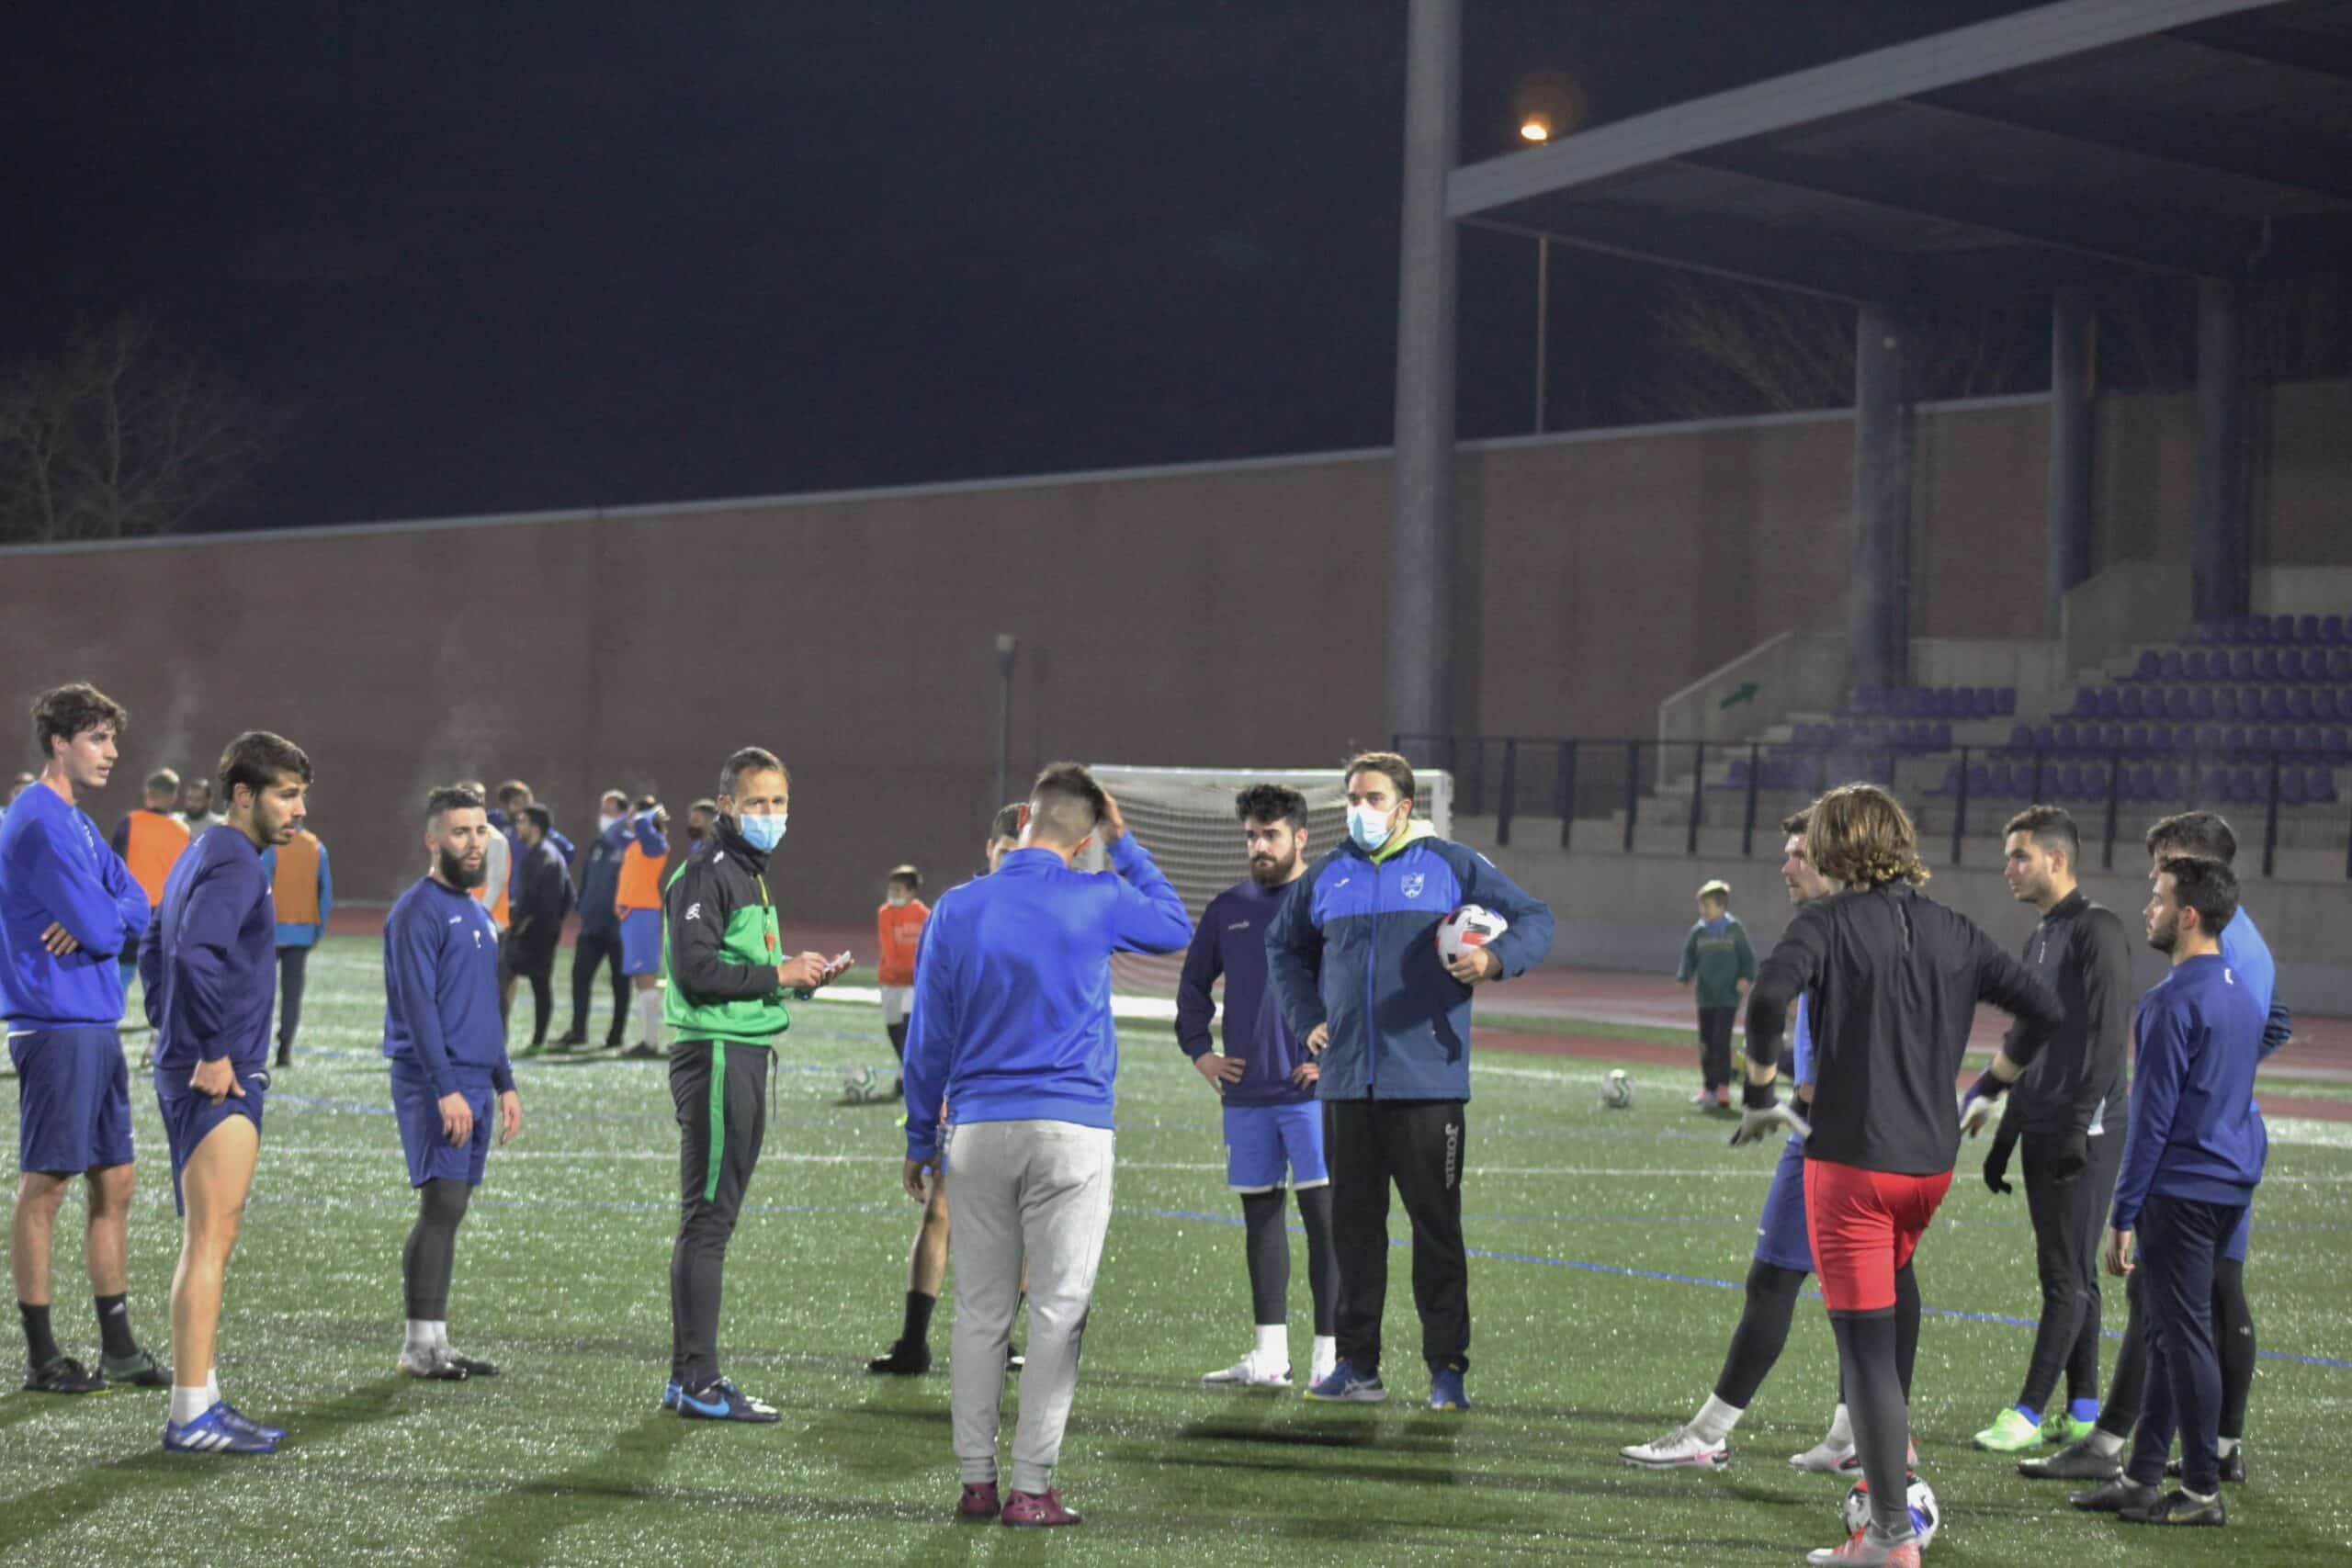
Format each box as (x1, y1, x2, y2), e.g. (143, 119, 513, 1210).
(662, 819, 789, 1201)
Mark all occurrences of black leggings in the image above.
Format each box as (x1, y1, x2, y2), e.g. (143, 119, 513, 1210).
(402, 1178, 475, 1320)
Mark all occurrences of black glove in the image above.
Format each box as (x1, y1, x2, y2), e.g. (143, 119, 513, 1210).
(1983, 1128, 2018, 1196)
(2046, 1127, 2092, 1183)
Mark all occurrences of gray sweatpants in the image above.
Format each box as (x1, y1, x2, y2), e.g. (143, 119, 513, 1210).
(944, 1118, 1114, 1494)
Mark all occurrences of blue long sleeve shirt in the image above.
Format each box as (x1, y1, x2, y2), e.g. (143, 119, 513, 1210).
(381, 874, 514, 1098)
(576, 818, 632, 935)
(902, 834, 1192, 1163)
(141, 825, 276, 1074)
(2111, 952, 2267, 1232)
(1175, 875, 1312, 1107)
(0, 783, 149, 1026)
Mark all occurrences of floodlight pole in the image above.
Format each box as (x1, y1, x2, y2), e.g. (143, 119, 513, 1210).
(1533, 233, 1550, 433)
(993, 633, 1018, 820)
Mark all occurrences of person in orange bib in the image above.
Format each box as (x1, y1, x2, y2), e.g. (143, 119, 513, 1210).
(875, 865, 930, 1097)
(260, 826, 332, 1067)
(110, 769, 191, 997)
(615, 798, 670, 1059)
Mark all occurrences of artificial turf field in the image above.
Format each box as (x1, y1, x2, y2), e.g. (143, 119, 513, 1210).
(3, 934, 2348, 1566)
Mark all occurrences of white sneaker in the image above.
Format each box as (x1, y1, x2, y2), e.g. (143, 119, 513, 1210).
(1621, 1423, 1730, 1471)
(398, 1346, 469, 1382)
(1790, 1435, 1855, 1472)
(1202, 1354, 1291, 1388)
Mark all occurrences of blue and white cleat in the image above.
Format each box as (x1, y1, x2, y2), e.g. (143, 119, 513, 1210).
(217, 1404, 287, 1442)
(1303, 1359, 1387, 1404)
(673, 1376, 780, 1423)
(1429, 1369, 1471, 1412)
(164, 1404, 277, 1455)
(662, 1381, 682, 1411)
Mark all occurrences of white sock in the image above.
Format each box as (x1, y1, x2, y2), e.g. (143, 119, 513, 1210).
(1310, 1334, 1336, 1370)
(171, 1383, 217, 1426)
(404, 1319, 436, 1358)
(1253, 1324, 1287, 1371)
(1690, 1393, 1744, 1444)
(1825, 1402, 1853, 1446)
(432, 1320, 450, 1351)
(638, 991, 662, 1044)
(2218, 1436, 2240, 1459)
(205, 1371, 220, 1404)
(2086, 1427, 2126, 1457)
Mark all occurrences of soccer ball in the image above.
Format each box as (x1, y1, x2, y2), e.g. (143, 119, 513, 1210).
(1840, 1474, 1939, 1549)
(1435, 904, 1509, 965)
(843, 1064, 886, 1103)
(1600, 1070, 1634, 1109)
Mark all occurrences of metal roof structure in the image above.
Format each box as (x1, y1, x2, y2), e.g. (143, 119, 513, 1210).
(1447, 0, 2352, 302)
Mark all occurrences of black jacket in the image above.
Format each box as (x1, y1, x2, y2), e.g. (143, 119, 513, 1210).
(2000, 889, 2132, 1136)
(509, 840, 574, 955)
(1748, 883, 2064, 1176)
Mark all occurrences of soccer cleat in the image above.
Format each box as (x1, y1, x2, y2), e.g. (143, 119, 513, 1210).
(2018, 1436, 2123, 1482)
(443, 1350, 499, 1378)
(619, 1041, 663, 1061)
(399, 1347, 469, 1381)
(1804, 1528, 1919, 1566)
(2167, 1448, 2248, 1484)
(163, 1403, 277, 1455)
(2122, 1488, 2227, 1527)
(99, 1346, 172, 1389)
(674, 1375, 779, 1422)
(1303, 1359, 1387, 1404)
(511, 1043, 546, 1060)
(274, 1047, 292, 1068)
(956, 1481, 1001, 1522)
(867, 1340, 932, 1376)
(22, 1354, 105, 1394)
(2070, 1476, 2159, 1513)
(1202, 1354, 1291, 1389)
(2043, 1410, 2095, 1444)
(1622, 1424, 1729, 1471)
(1428, 1369, 1470, 1411)
(1690, 1090, 1715, 1110)
(1972, 1407, 2044, 1452)
(1790, 1435, 1854, 1473)
(1000, 1488, 1081, 1527)
(661, 1382, 681, 1411)
(217, 1403, 287, 1442)
(556, 1031, 588, 1048)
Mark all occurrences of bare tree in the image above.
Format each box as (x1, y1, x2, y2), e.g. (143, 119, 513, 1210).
(0, 317, 285, 544)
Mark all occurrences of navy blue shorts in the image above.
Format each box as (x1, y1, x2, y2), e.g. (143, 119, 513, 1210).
(9, 1025, 134, 1174)
(1752, 1131, 1814, 1273)
(1223, 1101, 1327, 1193)
(155, 1069, 266, 1215)
(391, 1063, 494, 1188)
(619, 909, 662, 976)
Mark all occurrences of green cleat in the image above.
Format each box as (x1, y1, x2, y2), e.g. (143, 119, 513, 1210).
(1972, 1407, 2045, 1453)
(2042, 1412, 2095, 1445)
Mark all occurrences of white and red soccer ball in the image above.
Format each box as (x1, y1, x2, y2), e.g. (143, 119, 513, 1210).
(1435, 904, 1509, 966)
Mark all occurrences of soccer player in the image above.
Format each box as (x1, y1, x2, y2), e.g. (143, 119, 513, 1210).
(143, 730, 311, 1454)
(110, 767, 190, 997)
(560, 789, 634, 1050)
(262, 820, 332, 1066)
(2068, 855, 2263, 1527)
(1967, 805, 2131, 1454)
(175, 777, 219, 833)
(2, 683, 167, 1394)
(1267, 750, 1555, 1412)
(2024, 809, 2284, 1487)
(502, 806, 572, 1055)
(876, 864, 928, 1095)
(1176, 783, 1337, 1390)
(383, 785, 522, 1381)
(869, 803, 1023, 1377)
(615, 795, 670, 1060)
(458, 777, 511, 942)
(6, 773, 35, 808)
(1622, 813, 1856, 1472)
(662, 748, 842, 1421)
(901, 764, 1191, 1525)
(683, 799, 720, 860)
(1676, 878, 1754, 1110)
(1743, 783, 2062, 1566)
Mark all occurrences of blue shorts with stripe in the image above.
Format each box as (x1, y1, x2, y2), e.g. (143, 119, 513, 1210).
(619, 909, 662, 976)
(155, 1069, 266, 1215)
(390, 1061, 494, 1188)
(1753, 1131, 1814, 1273)
(1223, 1101, 1327, 1193)
(10, 1025, 133, 1174)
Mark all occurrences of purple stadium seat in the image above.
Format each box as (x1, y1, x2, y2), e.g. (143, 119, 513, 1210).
(1997, 687, 2017, 716)
(2101, 723, 2125, 750)
(2329, 729, 2350, 759)
(2229, 650, 2255, 680)
(2216, 688, 2241, 721)
(2133, 649, 2161, 681)
(2073, 687, 2097, 716)
(2258, 649, 2281, 682)
(2323, 615, 2346, 646)
(2197, 621, 2222, 644)
(2009, 724, 2033, 750)
(2155, 765, 2181, 799)
(2185, 649, 2210, 681)
(2231, 767, 2258, 804)
(2159, 649, 2183, 681)
(2263, 688, 2290, 721)
(2313, 768, 2340, 805)
(2282, 771, 2309, 807)
(2332, 649, 2352, 681)
(2304, 726, 2327, 760)
(2201, 770, 2229, 802)
(2290, 688, 2314, 722)
(2224, 727, 2247, 756)
(2247, 616, 2268, 644)
(2275, 615, 2296, 642)
(2166, 687, 2190, 719)
(2052, 722, 2075, 752)
(1967, 763, 1991, 797)
(2003, 762, 2031, 797)
(2300, 615, 2321, 644)
(2190, 686, 2214, 720)
(2128, 724, 2152, 752)
(2098, 688, 2120, 718)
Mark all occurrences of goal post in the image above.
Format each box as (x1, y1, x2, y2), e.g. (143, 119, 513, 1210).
(1083, 763, 1454, 997)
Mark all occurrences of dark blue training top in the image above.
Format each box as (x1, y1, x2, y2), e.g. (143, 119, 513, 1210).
(0, 782, 148, 1026)
(141, 825, 276, 1076)
(382, 874, 515, 1099)
(1176, 875, 1312, 1108)
(2111, 951, 2267, 1232)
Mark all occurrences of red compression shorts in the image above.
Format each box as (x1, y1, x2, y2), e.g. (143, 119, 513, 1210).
(1804, 1158, 1954, 1314)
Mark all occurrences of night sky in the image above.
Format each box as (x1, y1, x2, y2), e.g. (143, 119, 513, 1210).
(6, 2, 2046, 532)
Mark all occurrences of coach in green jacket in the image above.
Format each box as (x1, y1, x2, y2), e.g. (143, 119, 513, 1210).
(659, 745, 844, 1424)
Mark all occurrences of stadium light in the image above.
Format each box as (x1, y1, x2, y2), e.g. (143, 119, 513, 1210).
(1520, 118, 1551, 143)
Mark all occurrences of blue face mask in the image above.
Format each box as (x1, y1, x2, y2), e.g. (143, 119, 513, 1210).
(1347, 804, 1394, 852)
(737, 812, 787, 852)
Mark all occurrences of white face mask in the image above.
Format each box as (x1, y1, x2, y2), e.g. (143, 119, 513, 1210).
(598, 814, 621, 835)
(738, 812, 787, 852)
(1348, 803, 1396, 852)
(887, 891, 910, 908)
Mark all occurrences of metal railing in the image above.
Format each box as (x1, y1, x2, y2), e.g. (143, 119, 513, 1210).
(1394, 734, 2352, 878)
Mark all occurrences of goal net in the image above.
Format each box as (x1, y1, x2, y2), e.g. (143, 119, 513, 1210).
(1083, 764, 1454, 998)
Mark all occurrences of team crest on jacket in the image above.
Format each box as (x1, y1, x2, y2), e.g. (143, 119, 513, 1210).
(1401, 874, 1425, 898)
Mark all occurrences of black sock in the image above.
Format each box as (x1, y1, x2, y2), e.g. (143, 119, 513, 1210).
(1831, 1310, 1913, 1542)
(19, 1302, 60, 1366)
(900, 1290, 936, 1348)
(1894, 1261, 1921, 1406)
(1295, 1184, 1338, 1338)
(402, 1178, 472, 1321)
(95, 1292, 136, 1359)
(1241, 1190, 1289, 1326)
(1714, 1260, 1806, 1408)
